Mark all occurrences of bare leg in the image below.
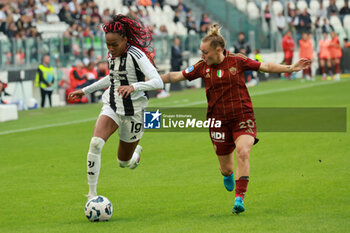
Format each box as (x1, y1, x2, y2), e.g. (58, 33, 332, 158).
(235, 135, 254, 178)
(217, 152, 235, 192)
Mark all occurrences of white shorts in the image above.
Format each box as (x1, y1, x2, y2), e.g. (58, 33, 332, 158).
(99, 105, 144, 143)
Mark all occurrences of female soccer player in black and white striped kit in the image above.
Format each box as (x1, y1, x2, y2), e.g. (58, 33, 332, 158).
(69, 15, 163, 199)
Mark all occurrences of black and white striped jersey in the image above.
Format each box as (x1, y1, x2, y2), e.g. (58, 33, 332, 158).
(82, 45, 163, 116)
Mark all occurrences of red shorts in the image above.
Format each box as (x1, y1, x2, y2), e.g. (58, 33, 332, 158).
(209, 118, 259, 156)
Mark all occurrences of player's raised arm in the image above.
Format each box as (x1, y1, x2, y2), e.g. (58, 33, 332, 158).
(161, 71, 186, 83)
(259, 58, 311, 73)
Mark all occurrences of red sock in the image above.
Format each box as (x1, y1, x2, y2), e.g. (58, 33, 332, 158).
(321, 66, 326, 75)
(235, 178, 249, 199)
(335, 63, 341, 74)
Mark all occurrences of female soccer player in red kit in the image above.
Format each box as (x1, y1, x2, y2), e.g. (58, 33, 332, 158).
(318, 31, 333, 80)
(329, 31, 342, 81)
(161, 24, 311, 214)
(299, 33, 314, 81)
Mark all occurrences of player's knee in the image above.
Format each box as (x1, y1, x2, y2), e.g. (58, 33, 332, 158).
(89, 137, 105, 154)
(236, 146, 250, 162)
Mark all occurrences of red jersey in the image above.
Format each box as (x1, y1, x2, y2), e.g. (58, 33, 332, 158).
(299, 39, 313, 59)
(182, 50, 261, 121)
(282, 35, 295, 59)
(329, 37, 342, 59)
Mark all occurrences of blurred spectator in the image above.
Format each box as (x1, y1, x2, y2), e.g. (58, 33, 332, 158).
(177, 0, 187, 12)
(233, 32, 251, 55)
(83, 47, 101, 66)
(199, 13, 211, 33)
(322, 18, 334, 34)
(254, 49, 262, 63)
(91, 6, 102, 22)
(173, 10, 180, 23)
(69, 60, 96, 89)
(35, 55, 55, 107)
(340, 1, 350, 25)
(234, 32, 253, 82)
(275, 12, 286, 34)
(327, 0, 339, 18)
(123, 0, 134, 7)
(281, 30, 295, 79)
(156, 24, 168, 35)
(0, 4, 8, 33)
(264, 4, 271, 28)
(68, 0, 80, 20)
(299, 8, 312, 34)
(171, 37, 183, 71)
(82, 26, 93, 37)
(299, 33, 314, 81)
(35, 0, 50, 21)
(293, 8, 302, 39)
(16, 14, 32, 33)
(138, 8, 151, 26)
(102, 8, 111, 23)
(175, 4, 186, 25)
(316, 2, 327, 18)
(186, 14, 197, 33)
(287, 8, 295, 31)
(6, 21, 17, 38)
(96, 61, 109, 80)
(17, 0, 26, 15)
(58, 2, 74, 25)
(83, 61, 97, 81)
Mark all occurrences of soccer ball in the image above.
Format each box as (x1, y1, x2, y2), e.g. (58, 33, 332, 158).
(84, 196, 113, 222)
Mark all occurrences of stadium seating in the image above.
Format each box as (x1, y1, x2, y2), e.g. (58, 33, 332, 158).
(247, 2, 260, 19)
(309, 0, 320, 16)
(272, 1, 283, 14)
(296, 0, 308, 11)
(336, 0, 345, 10)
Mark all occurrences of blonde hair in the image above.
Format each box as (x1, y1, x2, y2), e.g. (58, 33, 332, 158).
(202, 24, 226, 49)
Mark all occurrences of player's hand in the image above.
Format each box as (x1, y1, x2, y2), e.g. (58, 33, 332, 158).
(118, 85, 134, 98)
(291, 58, 311, 72)
(69, 89, 85, 100)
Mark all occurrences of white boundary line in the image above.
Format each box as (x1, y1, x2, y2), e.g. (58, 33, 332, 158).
(0, 117, 96, 136)
(0, 79, 347, 136)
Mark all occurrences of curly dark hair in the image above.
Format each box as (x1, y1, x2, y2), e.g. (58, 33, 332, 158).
(102, 14, 155, 65)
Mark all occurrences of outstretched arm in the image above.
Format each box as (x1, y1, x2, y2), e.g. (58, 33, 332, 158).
(161, 72, 186, 83)
(259, 58, 311, 73)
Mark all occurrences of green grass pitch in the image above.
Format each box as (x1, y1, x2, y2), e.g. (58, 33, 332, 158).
(1, 77, 349, 233)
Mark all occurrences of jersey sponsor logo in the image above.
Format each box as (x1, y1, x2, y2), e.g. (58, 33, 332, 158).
(217, 70, 224, 78)
(211, 131, 225, 141)
(144, 109, 161, 129)
(185, 66, 194, 73)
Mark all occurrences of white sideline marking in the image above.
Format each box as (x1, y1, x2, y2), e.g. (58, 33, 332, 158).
(0, 117, 96, 136)
(0, 79, 347, 135)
